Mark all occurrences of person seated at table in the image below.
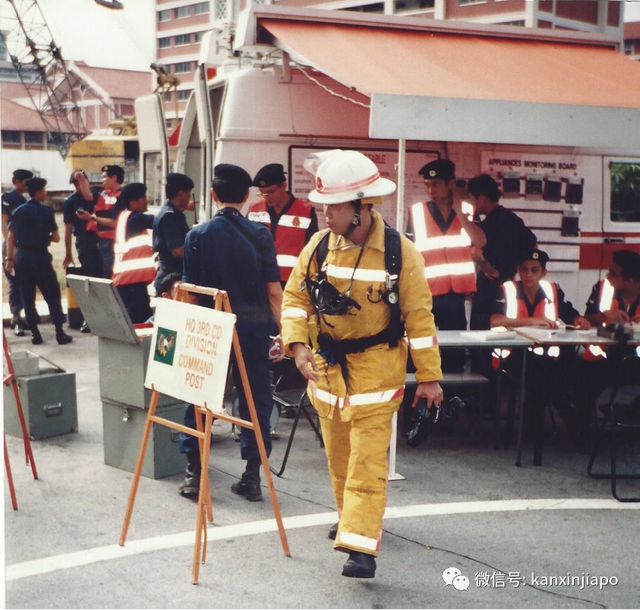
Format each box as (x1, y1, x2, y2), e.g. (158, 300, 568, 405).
(490, 249, 590, 331)
(489, 249, 589, 436)
(574, 250, 640, 446)
(584, 249, 640, 328)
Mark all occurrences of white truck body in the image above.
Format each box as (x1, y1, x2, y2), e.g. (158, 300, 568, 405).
(137, 6, 640, 311)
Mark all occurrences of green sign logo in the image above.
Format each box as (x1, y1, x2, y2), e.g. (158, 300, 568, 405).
(153, 328, 177, 366)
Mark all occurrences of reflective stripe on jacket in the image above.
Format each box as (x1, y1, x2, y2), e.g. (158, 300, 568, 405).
(410, 201, 476, 296)
(503, 280, 558, 321)
(112, 210, 155, 286)
(494, 281, 559, 363)
(282, 209, 442, 421)
(585, 279, 629, 360)
(248, 198, 313, 282)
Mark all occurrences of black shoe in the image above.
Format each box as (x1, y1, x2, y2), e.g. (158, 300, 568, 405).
(328, 522, 339, 541)
(80, 321, 91, 334)
(178, 474, 200, 497)
(31, 331, 43, 345)
(231, 478, 262, 502)
(232, 459, 262, 501)
(11, 315, 25, 336)
(342, 552, 376, 579)
(56, 332, 73, 345)
(179, 451, 201, 497)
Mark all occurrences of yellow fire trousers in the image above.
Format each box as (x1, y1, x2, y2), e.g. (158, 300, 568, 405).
(319, 406, 397, 557)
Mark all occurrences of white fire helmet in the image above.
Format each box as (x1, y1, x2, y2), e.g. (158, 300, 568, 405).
(304, 149, 396, 205)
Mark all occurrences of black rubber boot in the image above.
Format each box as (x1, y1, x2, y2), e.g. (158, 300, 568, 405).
(231, 458, 262, 501)
(55, 324, 73, 345)
(328, 522, 339, 540)
(342, 552, 376, 578)
(178, 451, 201, 497)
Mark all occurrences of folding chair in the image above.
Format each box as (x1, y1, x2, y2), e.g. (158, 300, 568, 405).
(587, 355, 640, 502)
(270, 385, 323, 478)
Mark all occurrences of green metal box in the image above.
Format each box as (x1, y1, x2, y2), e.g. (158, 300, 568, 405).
(98, 336, 180, 409)
(4, 371, 78, 440)
(102, 400, 186, 479)
(66, 275, 180, 409)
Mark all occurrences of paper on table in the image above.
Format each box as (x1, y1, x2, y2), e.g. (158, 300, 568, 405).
(461, 330, 518, 341)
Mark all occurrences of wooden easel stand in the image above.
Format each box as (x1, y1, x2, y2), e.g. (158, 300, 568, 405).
(119, 285, 290, 584)
(3, 329, 39, 510)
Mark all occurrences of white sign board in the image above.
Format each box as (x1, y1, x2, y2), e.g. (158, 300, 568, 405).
(144, 299, 236, 413)
(480, 151, 584, 204)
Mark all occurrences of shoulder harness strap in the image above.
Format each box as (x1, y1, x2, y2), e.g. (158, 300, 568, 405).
(309, 226, 403, 347)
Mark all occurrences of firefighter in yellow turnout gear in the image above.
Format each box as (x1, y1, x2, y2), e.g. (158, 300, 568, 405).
(281, 150, 443, 579)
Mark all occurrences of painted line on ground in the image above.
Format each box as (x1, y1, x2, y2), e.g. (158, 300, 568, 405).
(6, 498, 639, 582)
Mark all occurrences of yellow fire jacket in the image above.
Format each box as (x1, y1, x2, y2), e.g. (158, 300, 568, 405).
(282, 209, 442, 421)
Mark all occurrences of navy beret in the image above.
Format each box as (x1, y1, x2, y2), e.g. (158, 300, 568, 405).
(253, 163, 286, 187)
(214, 164, 252, 189)
(419, 159, 456, 181)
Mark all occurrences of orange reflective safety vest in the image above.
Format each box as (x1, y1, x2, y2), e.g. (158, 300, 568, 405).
(503, 280, 559, 321)
(112, 210, 155, 286)
(494, 280, 560, 364)
(410, 201, 476, 296)
(584, 279, 640, 359)
(247, 198, 314, 282)
(94, 189, 120, 240)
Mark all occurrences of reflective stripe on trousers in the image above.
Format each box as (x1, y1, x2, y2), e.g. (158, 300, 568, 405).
(320, 404, 400, 556)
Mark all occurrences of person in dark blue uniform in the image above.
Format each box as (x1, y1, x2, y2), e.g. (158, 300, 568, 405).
(152, 172, 194, 296)
(467, 174, 538, 331)
(179, 164, 284, 501)
(5, 177, 72, 346)
(62, 170, 101, 279)
(2, 169, 34, 336)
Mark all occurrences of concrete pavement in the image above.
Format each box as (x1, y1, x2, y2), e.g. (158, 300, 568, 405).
(3, 324, 640, 609)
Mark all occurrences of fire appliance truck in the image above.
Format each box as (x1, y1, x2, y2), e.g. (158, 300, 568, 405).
(135, 5, 640, 310)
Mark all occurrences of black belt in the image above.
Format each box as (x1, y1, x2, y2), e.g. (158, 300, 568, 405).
(316, 328, 392, 384)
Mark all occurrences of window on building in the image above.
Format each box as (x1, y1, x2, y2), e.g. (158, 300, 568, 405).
(624, 40, 634, 55)
(2, 130, 20, 146)
(177, 89, 191, 101)
(395, 0, 434, 12)
(194, 31, 204, 42)
(0, 32, 7, 61)
(609, 161, 640, 224)
(175, 6, 191, 18)
(158, 9, 171, 21)
(175, 34, 192, 46)
(215, 0, 228, 20)
(24, 131, 43, 147)
(158, 37, 171, 50)
(459, 0, 485, 5)
(194, 2, 210, 15)
(340, 3, 384, 13)
(165, 91, 173, 102)
(174, 61, 193, 73)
